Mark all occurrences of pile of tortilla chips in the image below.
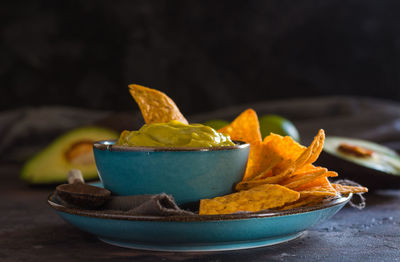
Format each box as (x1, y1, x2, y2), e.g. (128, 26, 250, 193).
(199, 109, 368, 215)
(127, 84, 368, 215)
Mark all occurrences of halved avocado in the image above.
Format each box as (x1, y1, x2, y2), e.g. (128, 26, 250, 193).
(316, 136, 400, 189)
(21, 126, 118, 184)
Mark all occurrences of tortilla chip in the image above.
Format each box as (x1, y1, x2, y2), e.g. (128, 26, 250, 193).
(242, 141, 283, 181)
(278, 196, 325, 210)
(244, 134, 305, 182)
(250, 155, 283, 180)
(282, 168, 331, 190)
(299, 177, 338, 197)
(294, 174, 332, 191)
(128, 84, 188, 124)
(236, 164, 303, 191)
(259, 134, 302, 179)
(299, 188, 337, 197)
(235, 172, 291, 191)
(199, 184, 300, 215)
(236, 130, 330, 191)
(241, 141, 264, 181)
(268, 129, 325, 180)
(282, 129, 325, 172)
(265, 133, 306, 163)
(218, 109, 262, 144)
(293, 163, 321, 174)
(332, 183, 368, 195)
(305, 129, 325, 165)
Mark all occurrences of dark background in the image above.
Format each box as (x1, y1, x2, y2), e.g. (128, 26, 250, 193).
(2, 0, 400, 115)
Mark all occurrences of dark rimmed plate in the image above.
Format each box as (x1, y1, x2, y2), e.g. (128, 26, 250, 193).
(48, 184, 351, 252)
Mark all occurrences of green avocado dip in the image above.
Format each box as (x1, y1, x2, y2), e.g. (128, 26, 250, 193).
(116, 120, 235, 147)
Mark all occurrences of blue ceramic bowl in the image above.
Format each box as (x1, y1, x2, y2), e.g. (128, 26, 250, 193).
(93, 140, 250, 204)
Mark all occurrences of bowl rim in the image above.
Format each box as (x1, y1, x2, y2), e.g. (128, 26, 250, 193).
(48, 192, 351, 222)
(93, 140, 250, 152)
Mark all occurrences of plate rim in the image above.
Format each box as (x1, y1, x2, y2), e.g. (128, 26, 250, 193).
(48, 193, 351, 222)
(97, 232, 306, 252)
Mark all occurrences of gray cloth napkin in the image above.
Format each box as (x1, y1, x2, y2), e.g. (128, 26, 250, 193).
(55, 192, 195, 216)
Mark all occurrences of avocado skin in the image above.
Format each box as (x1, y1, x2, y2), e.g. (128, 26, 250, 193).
(20, 126, 118, 184)
(317, 151, 400, 190)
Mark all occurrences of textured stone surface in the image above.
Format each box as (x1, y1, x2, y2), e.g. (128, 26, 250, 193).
(1, 163, 399, 262)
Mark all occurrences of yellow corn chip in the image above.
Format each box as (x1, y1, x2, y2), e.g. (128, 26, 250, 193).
(236, 171, 292, 191)
(258, 134, 304, 180)
(242, 141, 283, 181)
(332, 183, 368, 195)
(293, 163, 321, 174)
(265, 133, 306, 163)
(250, 155, 283, 180)
(128, 84, 188, 124)
(199, 184, 300, 215)
(218, 109, 262, 144)
(278, 196, 325, 210)
(306, 129, 325, 164)
(299, 177, 338, 197)
(236, 130, 329, 191)
(246, 134, 305, 181)
(299, 188, 337, 197)
(282, 129, 325, 173)
(270, 129, 325, 180)
(241, 141, 264, 181)
(236, 162, 308, 191)
(282, 168, 331, 189)
(295, 175, 334, 191)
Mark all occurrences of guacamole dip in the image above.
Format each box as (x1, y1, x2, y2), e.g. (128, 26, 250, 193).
(116, 120, 235, 147)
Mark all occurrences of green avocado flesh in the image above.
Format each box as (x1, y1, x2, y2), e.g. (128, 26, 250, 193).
(21, 127, 118, 184)
(323, 137, 400, 176)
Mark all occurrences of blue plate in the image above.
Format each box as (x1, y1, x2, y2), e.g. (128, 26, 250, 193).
(48, 183, 351, 252)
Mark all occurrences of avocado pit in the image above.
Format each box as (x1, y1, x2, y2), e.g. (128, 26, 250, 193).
(337, 143, 374, 158)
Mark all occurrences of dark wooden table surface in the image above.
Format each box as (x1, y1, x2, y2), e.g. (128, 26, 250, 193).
(1, 162, 399, 262)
